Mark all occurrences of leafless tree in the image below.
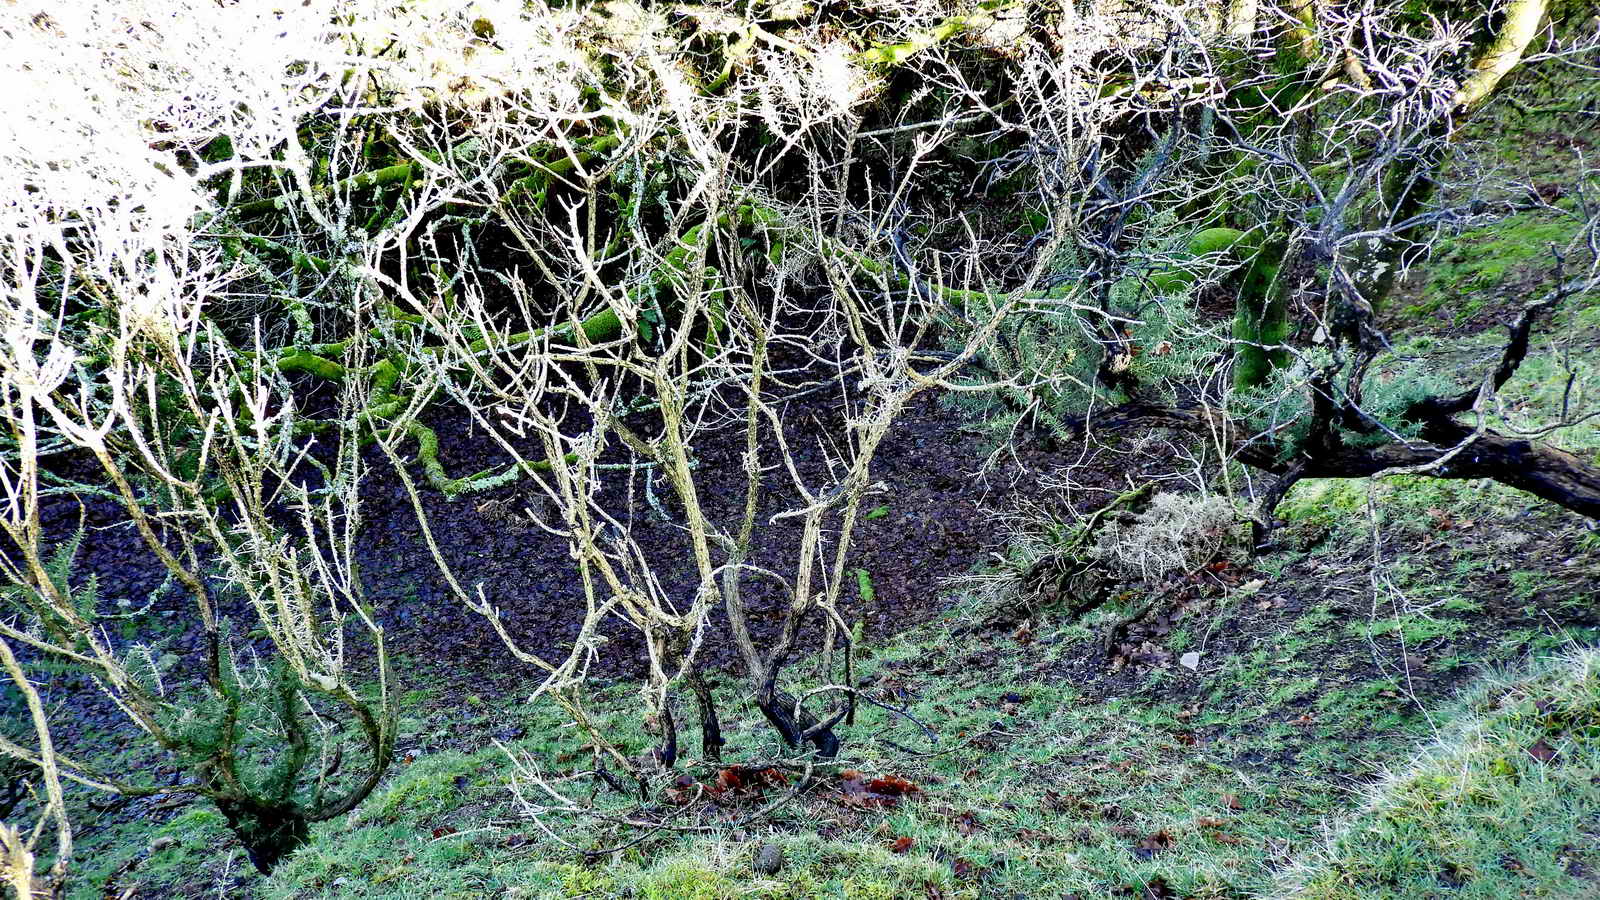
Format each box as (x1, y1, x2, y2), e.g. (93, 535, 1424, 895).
(4, 0, 1597, 875)
(0, 0, 405, 873)
(944, 0, 1600, 530)
(372, 5, 1123, 806)
(0, 635, 70, 899)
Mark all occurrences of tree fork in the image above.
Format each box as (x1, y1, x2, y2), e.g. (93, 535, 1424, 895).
(755, 677, 843, 759)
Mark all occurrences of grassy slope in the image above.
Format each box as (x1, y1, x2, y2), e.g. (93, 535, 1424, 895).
(70, 488, 1600, 899)
(1283, 650, 1600, 900)
(55, 55, 1600, 900)
(61, 437, 1600, 899)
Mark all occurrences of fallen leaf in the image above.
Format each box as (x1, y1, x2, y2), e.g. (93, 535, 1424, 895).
(1221, 793, 1244, 810)
(666, 773, 700, 805)
(1196, 816, 1226, 828)
(889, 835, 914, 854)
(430, 826, 457, 838)
(1133, 829, 1174, 859)
(954, 811, 982, 835)
(868, 774, 918, 796)
(1528, 739, 1559, 764)
(1131, 642, 1172, 667)
(837, 771, 920, 808)
(706, 766, 788, 804)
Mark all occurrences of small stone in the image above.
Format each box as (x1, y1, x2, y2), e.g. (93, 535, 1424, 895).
(1179, 652, 1201, 671)
(752, 842, 784, 875)
(148, 836, 177, 854)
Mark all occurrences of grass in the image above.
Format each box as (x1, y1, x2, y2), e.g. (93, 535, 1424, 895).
(58, 269, 1600, 900)
(1282, 650, 1600, 899)
(73, 806, 243, 895)
(60, 524, 1600, 899)
(1399, 211, 1589, 327)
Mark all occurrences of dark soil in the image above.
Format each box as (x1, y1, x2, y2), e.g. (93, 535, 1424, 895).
(37, 377, 1078, 703)
(364, 387, 1066, 693)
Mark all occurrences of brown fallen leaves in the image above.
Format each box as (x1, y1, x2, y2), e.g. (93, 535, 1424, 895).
(665, 774, 701, 805)
(1425, 507, 1476, 531)
(1197, 815, 1244, 845)
(836, 770, 920, 809)
(1109, 640, 1172, 672)
(666, 766, 790, 806)
(1131, 828, 1174, 859)
(712, 765, 789, 798)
